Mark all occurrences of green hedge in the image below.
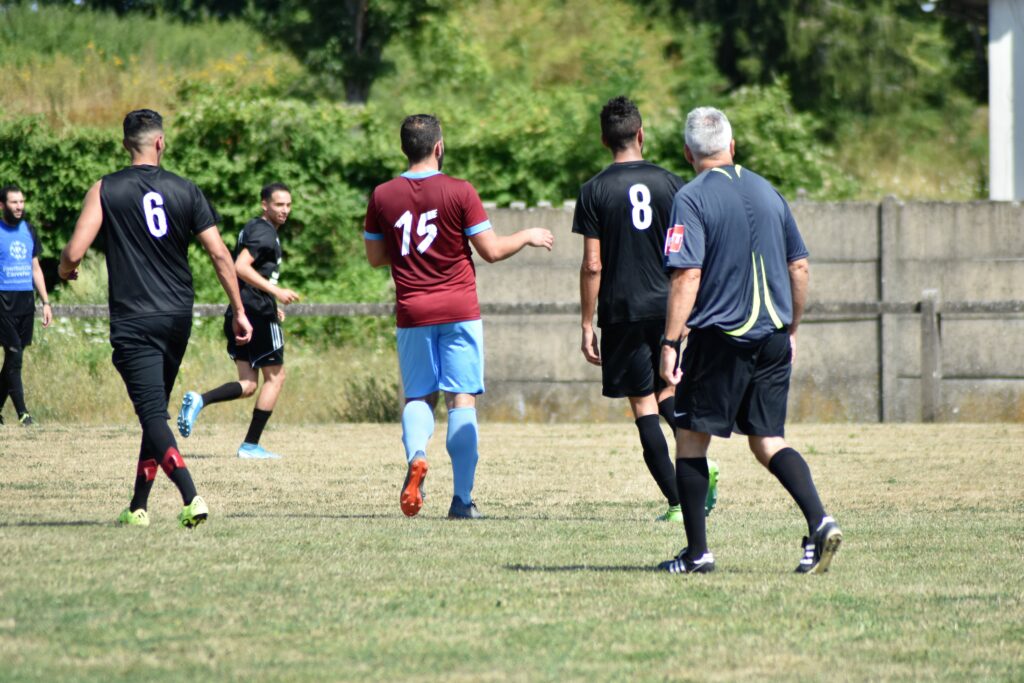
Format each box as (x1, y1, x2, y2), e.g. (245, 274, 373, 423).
(0, 83, 854, 310)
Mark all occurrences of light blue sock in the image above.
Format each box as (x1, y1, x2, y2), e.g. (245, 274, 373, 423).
(401, 400, 435, 463)
(446, 407, 479, 505)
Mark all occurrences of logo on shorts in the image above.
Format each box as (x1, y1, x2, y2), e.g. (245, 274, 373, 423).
(665, 225, 685, 254)
(9, 240, 27, 260)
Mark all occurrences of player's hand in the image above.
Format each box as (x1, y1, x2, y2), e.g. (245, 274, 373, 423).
(275, 287, 300, 305)
(526, 228, 554, 251)
(233, 311, 253, 345)
(581, 326, 601, 365)
(41, 303, 53, 327)
(58, 266, 78, 281)
(277, 308, 286, 322)
(789, 333, 798, 366)
(660, 346, 683, 386)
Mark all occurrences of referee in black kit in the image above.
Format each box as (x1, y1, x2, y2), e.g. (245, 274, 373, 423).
(59, 109, 252, 529)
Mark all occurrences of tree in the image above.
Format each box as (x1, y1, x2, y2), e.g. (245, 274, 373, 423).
(61, 0, 443, 102)
(655, 0, 984, 122)
(252, 0, 444, 102)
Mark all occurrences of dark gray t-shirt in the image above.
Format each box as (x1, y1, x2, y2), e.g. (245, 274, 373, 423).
(663, 165, 808, 342)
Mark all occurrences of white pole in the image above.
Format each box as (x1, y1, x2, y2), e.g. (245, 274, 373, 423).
(989, 0, 1024, 200)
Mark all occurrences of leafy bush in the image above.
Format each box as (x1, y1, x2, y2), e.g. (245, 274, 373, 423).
(722, 82, 858, 199)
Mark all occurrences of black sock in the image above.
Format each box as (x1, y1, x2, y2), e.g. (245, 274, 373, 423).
(768, 447, 826, 536)
(2, 347, 27, 415)
(676, 457, 709, 558)
(129, 442, 158, 512)
(635, 415, 679, 506)
(201, 381, 244, 406)
(657, 396, 676, 433)
(245, 408, 272, 445)
(143, 417, 197, 504)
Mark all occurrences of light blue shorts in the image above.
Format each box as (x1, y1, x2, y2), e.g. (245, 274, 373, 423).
(396, 319, 485, 398)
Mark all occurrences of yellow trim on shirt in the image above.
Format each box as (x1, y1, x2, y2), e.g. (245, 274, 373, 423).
(724, 252, 760, 337)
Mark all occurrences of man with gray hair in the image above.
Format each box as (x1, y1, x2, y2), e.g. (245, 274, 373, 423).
(657, 106, 842, 574)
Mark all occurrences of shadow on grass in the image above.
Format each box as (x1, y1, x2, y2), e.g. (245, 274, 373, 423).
(1, 520, 107, 527)
(225, 512, 394, 521)
(504, 563, 657, 573)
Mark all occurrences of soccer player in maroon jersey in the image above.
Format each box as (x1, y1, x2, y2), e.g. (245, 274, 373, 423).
(364, 114, 553, 519)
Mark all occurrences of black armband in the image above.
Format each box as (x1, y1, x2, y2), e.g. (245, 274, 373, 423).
(660, 335, 682, 353)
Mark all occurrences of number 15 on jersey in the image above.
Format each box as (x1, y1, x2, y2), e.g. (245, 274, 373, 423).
(394, 209, 438, 256)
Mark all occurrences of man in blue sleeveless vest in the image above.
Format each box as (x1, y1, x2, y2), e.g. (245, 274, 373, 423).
(0, 185, 52, 426)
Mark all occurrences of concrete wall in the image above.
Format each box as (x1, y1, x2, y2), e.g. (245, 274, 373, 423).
(474, 199, 1024, 423)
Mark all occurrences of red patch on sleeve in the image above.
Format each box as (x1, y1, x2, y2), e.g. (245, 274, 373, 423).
(665, 224, 685, 254)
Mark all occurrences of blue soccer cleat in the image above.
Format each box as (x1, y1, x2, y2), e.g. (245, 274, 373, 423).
(237, 442, 282, 460)
(177, 391, 204, 438)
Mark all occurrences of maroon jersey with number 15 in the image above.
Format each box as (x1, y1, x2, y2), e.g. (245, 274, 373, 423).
(364, 171, 492, 328)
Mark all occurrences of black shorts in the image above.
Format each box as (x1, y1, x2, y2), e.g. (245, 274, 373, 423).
(110, 315, 191, 425)
(0, 313, 33, 350)
(674, 328, 792, 438)
(225, 312, 284, 368)
(600, 319, 665, 398)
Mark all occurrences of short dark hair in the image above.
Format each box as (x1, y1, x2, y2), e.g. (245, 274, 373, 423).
(600, 96, 642, 152)
(261, 182, 291, 201)
(0, 184, 22, 203)
(400, 114, 442, 163)
(123, 109, 164, 154)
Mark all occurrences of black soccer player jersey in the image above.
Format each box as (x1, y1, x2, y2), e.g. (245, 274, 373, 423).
(233, 217, 282, 317)
(99, 165, 217, 322)
(572, 160, 684, 326)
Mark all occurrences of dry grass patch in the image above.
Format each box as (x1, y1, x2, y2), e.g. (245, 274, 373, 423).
(1, 423, 1022, 681)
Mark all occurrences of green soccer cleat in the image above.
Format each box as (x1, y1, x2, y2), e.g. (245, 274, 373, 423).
(18, 413, 34, 426)
(178, 495, 209, 529)
(117, 507, 150, 527)
(656, 504, 684, 522)
(705, 459, 720, 517)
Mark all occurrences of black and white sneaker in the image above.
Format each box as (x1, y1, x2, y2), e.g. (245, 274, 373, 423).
(658, 548, 716, 574)
(447, 496, 483, 520)
(795, 515, 843, 574)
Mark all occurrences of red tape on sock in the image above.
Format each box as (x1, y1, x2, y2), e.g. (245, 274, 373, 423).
(160, 448, 186, 476)
(137, 458, 158, 482)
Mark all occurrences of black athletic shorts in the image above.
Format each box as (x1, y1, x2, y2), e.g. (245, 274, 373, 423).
(600, 319, 665, 398)
(110, 315, 191, 425)
(674, 327, 792, 438)
(225, 311, 284, 368)
(0, 313, 33, 351)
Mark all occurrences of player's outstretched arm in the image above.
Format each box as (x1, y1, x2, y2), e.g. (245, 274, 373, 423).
(235, 248, 300, 305)
(469, 227, 553, 263)
(579, 236, 601, 365)
(196, 227, 252, 344)
(59, 181, 103, 281)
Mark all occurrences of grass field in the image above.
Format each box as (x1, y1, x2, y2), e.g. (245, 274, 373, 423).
(2, 422, 1022, 681)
